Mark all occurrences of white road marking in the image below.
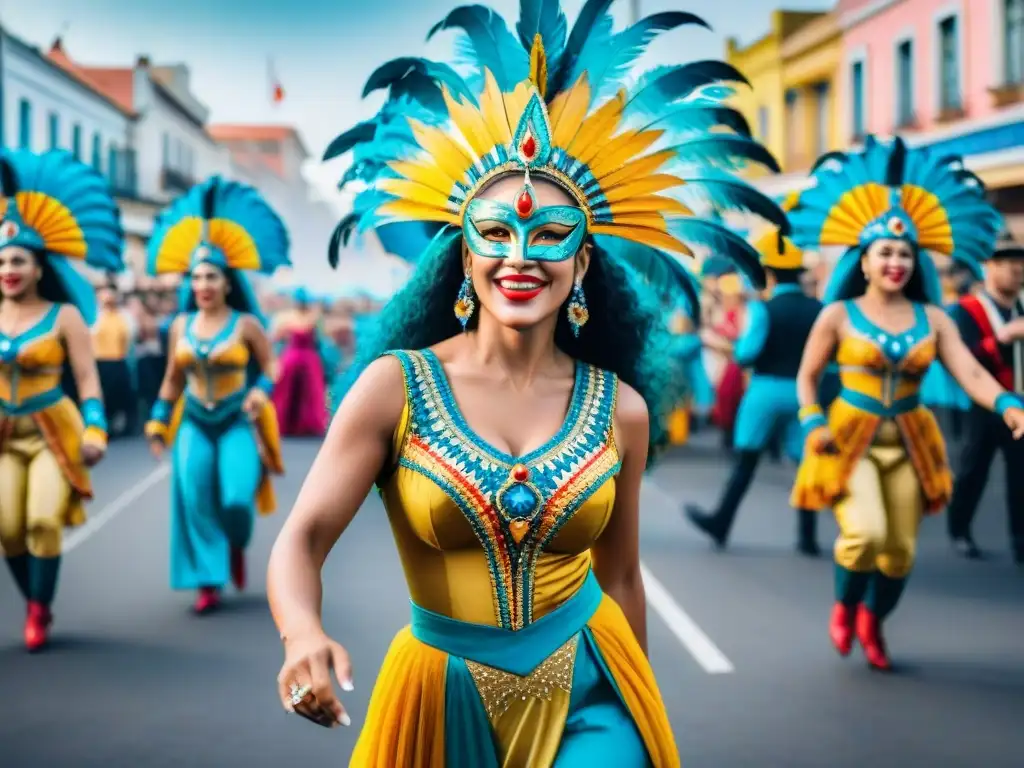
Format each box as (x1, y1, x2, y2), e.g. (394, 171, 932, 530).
(641, 561, 735, 674)
(639, 477, 735, 674)
(63, 465, 170, 553)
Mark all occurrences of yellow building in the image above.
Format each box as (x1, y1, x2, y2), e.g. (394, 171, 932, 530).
(726, 9, 843, 182)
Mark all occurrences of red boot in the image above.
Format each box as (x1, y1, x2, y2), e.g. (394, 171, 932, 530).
(855, 604, 891, 671)
(230, 548, 246, 591)
(24, 601, 52, 652)
(193, 587, 220, 614)
(828, 603, 855, 656)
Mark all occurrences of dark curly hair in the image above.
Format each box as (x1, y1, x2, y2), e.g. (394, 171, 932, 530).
(337, 227, 685, 466)
(831, 243, 932, 304)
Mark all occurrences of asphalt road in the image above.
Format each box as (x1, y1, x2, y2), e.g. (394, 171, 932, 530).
(1, 429, 1021, 767)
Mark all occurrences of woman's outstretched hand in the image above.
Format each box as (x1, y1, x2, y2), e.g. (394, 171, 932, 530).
(1003, 407, 1024, 440)
(277, 629, 354, 729)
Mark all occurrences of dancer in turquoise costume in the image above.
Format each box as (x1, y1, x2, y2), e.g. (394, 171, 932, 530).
(268, 0, 788, 764)
(0, 148, 123, 651)
(144, 177, 289, 614)
(686, 206, 824, 555)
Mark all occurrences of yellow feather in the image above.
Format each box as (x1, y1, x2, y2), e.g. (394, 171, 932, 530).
(601, 174, 685, 203)
(609, 195, 693, 216)
(754, 232, 804, 269)
(590, 223, 694, 256)
(378, 198, 460, 225)
(503, 81, 537, 136)
(442, 88, 496, 159)
(479, 70, 513, 146)
(378, 178, 454, 210)
(819, 219, 862, 246)
(549, 75, 591, 148)
(209, 219, 260, 271)
(408, 120, 475, 186)
(566, 90, 625, 157)
(389, 159, 460, 197)
(529, 34, 548, 99)
(16, 191, 86, 259)
(779, 191, 801, 213)
(155, 217, 203, 274)
(596, 150, 676, 191)
(586, 130, 664, 177)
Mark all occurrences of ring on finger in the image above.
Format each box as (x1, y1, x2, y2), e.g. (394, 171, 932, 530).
(289, 683, 313, 708)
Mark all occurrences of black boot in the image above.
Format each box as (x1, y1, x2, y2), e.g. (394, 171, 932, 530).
(796, 509, 821, 557)
(5, 554, 31, 600)
(29, 555, 60, 606)
(685, 451, 761, 549)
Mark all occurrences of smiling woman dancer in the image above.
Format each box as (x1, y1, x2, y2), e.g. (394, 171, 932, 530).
(790, 136, 1024, 672)
(266, 1, 788, 764)
(0, 148, 123, 651)
(144, 177, 289, 614)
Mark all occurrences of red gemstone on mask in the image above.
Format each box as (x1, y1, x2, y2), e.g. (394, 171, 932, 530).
(516, 190, 534, 218)
(521, 134, 537, 160)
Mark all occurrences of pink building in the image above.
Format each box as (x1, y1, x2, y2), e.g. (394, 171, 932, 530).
(837, 0, 1024, 233)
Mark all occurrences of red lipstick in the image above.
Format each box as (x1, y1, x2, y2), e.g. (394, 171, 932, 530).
(883, 268, 907, 283)
(495, 274, 547, 302)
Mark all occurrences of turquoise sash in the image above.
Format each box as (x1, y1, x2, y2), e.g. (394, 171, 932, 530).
(410, 570, 603, 676)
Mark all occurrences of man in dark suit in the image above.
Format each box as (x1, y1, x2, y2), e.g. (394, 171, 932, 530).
(946, 228, 1024, 562)
(686, 231, 825, 555)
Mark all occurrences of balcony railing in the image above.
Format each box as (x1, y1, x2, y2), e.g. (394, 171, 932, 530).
(161, 166, 195, 195)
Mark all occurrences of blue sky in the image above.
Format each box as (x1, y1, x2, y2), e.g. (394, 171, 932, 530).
(3, 0, 828, 198)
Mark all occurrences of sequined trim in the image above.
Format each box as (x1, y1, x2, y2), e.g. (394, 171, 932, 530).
(465, 635, 578, 720)
(387, 349, 620, 630)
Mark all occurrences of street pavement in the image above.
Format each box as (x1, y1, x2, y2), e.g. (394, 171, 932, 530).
(1, 429, 1021, 767)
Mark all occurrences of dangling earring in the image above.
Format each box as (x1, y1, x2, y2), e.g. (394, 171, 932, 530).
(454, 271, 475, 330)
(567, 280, 589, 338)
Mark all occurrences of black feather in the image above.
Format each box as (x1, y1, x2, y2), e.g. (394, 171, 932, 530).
(811, 150, 848, 173)
(323, 121, 378, 162)
(201, 178, 218, 219)
(0, 158, 18, 197)
(884, 137, 907, 187)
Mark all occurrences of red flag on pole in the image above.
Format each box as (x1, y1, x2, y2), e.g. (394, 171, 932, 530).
(268, 57, 284, 105)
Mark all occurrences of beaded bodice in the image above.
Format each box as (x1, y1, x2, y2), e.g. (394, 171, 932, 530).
(836, 301, 936, 416)
(381, 349, 621, 630)
(174, 312, 250, 407)
(0, 304, 65, 412)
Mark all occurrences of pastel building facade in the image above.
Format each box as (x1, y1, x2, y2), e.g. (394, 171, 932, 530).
(838, 0, 1024, 233)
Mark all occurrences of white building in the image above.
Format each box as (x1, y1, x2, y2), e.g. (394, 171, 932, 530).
(0, 32, 135, 208)
(1, 28, 341, 293)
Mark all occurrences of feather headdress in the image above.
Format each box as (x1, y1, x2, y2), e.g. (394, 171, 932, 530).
(790, 136, 1001, 301)
(325, 0, 790, 289)
(147, 176, 290, 277)
(0, 148, 124, 323)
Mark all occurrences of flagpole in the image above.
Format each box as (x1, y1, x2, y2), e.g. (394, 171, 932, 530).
(629, 0, 640, 24)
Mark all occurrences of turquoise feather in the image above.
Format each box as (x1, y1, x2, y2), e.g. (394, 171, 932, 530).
(427, 5, 530, 90)
(516, 0, 568, 82)
(570, 12, 710, 103)
(147, 176, 290, 276)
(0, 148, 124, 273)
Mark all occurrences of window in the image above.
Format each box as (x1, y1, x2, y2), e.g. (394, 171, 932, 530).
(48, 112, 60, 149)
(757, 106, 769, 140)
(784, 90, 798, 165)
(108, 145, 119, 187)
(72, 124, 82, 159)
(162, 132, 170, 166)
(813, 82, 830, 156)
(91, 132, 102, 171)
(850, 60, 865, 138)
(1008, 0, 1024, 85)
(18, 99, 32, 149)
(896, 40, 914, 126)
(938, 15, 961, 111)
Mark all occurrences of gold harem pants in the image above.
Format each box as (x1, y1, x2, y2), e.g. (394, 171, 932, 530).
(0, 416, 72, 558)
(833, 420, 924, 579)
